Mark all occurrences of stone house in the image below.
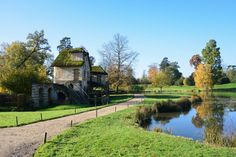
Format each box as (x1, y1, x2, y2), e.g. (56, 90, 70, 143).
(52, 48, 91, 94)
(31, 47, 109, 107)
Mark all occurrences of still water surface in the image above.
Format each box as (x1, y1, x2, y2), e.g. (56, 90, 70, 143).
(147, 95, 236, 141)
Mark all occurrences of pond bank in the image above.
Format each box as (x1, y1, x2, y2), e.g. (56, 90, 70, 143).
(35, 106, 236, 157)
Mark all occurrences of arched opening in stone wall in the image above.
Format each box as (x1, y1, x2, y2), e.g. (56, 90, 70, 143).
(69, 84, 74, 89)
(57, 91, 66, 102)
(39, 88, 44, 105)
(48, 88, 52, 105)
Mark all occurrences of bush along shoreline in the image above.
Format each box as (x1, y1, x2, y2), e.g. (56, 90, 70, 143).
(135, 96, 202, 127)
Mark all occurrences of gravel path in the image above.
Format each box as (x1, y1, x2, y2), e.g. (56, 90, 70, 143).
(0, 94, 144, 157)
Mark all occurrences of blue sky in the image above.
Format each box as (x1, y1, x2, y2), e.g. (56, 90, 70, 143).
(0, 0, 235, 77)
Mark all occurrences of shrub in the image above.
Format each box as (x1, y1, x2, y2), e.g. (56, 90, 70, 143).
(217, 75, 230, 84)
(135, 106, 152, 127)
(152, 98, 192, 113)
(205, 132, 236, 147)
(129, 85, 144, 93)
(153, 127, 163, 133)
(183, 78, 191, 86)
(153, 100, 182, 113)
(176, 97, 191, 111)
(183, 75, 195, 86)
(190, 95, 202, 104)
(174, 77, 184, 86)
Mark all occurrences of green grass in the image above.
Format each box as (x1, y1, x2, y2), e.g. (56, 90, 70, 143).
(145, 83, 236, 92)
(0, 94, 133, 127)
(144, 93, 190, 105)
(214, 83, 236, 89)
(35, 107, 236, 157)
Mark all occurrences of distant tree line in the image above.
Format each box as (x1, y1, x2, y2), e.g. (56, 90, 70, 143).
(139, 39, 235, 92)
(146, 57, 183, 91)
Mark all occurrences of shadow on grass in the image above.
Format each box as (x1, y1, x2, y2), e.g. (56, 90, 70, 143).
(145, 94, 180, 99)
(213, 88, 236, 92)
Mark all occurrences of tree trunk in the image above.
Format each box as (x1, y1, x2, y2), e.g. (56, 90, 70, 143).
(116, 86, 119, 93)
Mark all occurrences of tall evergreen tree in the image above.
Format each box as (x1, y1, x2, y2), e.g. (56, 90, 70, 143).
(201, 40, 223, 84)
(57, 37, 73, 52)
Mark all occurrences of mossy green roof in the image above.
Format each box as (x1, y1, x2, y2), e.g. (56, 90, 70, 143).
(51, 48, 86, 67)
(91, 66, 108, 75)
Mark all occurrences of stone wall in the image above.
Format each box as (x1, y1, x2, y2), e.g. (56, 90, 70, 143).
(31, 84, 58, 107)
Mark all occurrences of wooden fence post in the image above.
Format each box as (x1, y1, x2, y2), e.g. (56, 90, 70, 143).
(95, 96, 98, 117)
(40, 113, 43, 121)
(44, 132, 47, 144)
(71, 120, 73, 127)
(16, 116, 18, 126)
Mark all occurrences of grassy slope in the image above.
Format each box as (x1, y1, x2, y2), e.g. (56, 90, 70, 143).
(0, 94, 133, 127)
(35, 107, 236, 157)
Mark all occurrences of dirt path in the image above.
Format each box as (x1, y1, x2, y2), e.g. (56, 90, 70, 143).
(0, 94, 144, 157)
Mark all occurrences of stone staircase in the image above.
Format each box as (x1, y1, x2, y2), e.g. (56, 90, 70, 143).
(53, 84, 86, 104)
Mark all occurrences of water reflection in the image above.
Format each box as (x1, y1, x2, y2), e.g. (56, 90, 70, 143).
(147, 93, 236, 143)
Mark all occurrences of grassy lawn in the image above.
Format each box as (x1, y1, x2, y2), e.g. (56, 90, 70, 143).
(0, 94, 133, 127)
(145, 83, 236, 92)
(143, 91, 236, 106)
(143, 92, 192, 105)
(35, 107, 236, 157)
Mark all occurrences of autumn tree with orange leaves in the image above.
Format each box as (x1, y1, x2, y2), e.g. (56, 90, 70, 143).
(147, 64, 171, 92)
(194, 63, 213, 91)
(147, 64, 158, 83)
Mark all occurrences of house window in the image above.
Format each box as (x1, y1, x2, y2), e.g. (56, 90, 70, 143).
(74, 69, 79, 81)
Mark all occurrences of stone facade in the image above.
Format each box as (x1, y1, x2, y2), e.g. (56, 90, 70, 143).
(31, 47, 109, 107)
(31, 84, 57, 107)
(53, 50, 91, 92)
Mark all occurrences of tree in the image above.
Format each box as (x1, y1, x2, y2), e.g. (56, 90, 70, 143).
(89, 56, 96, 66)
(26, 30, 53, 77)
(124, 67, 137, 87)
(190, 54, 202, 69)
(1, 66, 47, 94)
(139, 70, 150, 84)
(183, 78, 192, 86)
(194, 63, 213, 91)
(153, 71, 171, 92)
(187, 72, 195, 86)
(175, 76, 185, 86)
(159, 57, 170, 71)
(0, 30, 52, 95)
(159, 57, 182, 85)
(99, 34, 138, 92)
(17, 30, 52, 68)
(57, 37, 73, 52)
(147, 64, 158, 83)
(201, 40, 223, 84)
(226, 65, 236, 83)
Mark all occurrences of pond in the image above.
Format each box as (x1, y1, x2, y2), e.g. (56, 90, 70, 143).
(147, 94, 236, 142)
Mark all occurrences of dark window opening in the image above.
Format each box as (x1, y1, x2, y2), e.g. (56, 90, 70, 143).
(57, 92, 66, 102)
(48, 88, 52, 104)
(69, 84, 74, 89)
(39, 88, 44, 105)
